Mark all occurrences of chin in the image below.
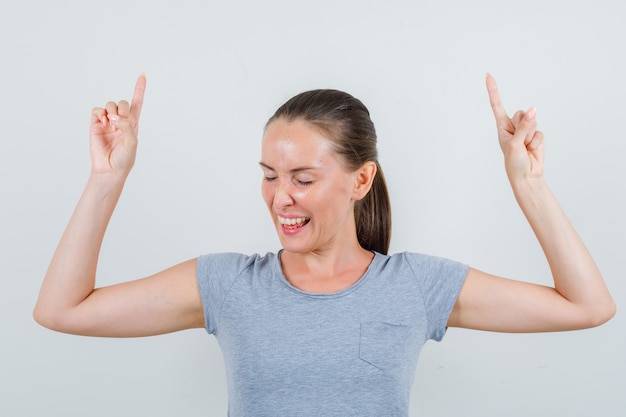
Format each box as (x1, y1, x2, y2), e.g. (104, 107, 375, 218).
(278, 241, 310, 254)
(277, 236, 314, 254)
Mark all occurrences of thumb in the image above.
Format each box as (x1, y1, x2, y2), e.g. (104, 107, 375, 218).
(108, 115, 139, 154)
(512, 106, 537, 146)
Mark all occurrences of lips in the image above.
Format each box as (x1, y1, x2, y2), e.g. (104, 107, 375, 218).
(277, 216, 310, 233)
(277, 216, 310, 226)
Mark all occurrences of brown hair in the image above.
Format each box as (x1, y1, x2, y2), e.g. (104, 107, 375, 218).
(266, 89, 391, 255)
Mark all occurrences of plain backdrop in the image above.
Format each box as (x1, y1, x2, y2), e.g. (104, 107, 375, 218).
(1, 1, 624, 416)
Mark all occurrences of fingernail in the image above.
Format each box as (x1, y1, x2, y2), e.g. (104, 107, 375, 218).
(527, 106, 536, 120)
(107, 114, 120, 122)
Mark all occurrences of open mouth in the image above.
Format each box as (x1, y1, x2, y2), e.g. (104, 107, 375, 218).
(278, 216, 310, 231)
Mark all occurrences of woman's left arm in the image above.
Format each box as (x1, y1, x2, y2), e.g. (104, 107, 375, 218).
(448, 74, 616, 332)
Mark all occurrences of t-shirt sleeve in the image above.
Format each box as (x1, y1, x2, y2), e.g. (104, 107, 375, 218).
(196, 253, 256, 334)
(403, 252, 469, 341)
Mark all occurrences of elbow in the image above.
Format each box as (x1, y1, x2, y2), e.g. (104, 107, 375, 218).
(598, 299, 617, 325)
(33, 303, 69, 333)
(33, 299, 45, 327)
(582, 298, 617, 329)
(33, 304, 55, 331)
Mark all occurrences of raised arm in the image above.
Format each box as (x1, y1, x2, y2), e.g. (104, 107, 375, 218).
(33, 75, 205, 337)
(448, 74, 616, 332)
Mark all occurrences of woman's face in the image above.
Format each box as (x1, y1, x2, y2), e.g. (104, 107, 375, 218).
(260, 119, 362, 254)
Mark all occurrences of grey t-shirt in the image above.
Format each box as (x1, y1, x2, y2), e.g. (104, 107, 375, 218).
(196, 251, 468, 417)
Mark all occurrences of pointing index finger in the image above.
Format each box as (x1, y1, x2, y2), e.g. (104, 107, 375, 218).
(486, 73, 513, 132)
(130, 73, 146, 122)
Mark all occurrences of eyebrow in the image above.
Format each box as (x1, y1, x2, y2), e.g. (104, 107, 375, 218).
(258, 162, 319, 173)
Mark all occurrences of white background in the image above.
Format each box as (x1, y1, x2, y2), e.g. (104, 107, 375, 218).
(1, 1, 625, 416)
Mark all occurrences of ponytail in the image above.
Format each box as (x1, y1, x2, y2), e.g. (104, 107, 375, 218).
(355, 161, 391, 255)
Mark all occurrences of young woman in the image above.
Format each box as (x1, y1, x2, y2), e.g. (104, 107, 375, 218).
(34, 74, 615, 416)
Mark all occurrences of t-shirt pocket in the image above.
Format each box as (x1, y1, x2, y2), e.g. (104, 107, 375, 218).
(359, 321, 408, 371)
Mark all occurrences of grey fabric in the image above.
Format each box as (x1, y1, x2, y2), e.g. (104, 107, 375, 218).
(197, 251, 468, 417)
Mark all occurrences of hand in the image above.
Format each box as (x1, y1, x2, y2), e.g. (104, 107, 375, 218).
(486, 74, 544, 181)
(90, 74, 146, 176)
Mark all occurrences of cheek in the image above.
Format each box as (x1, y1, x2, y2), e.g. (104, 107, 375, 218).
(313, 185, 351, 212)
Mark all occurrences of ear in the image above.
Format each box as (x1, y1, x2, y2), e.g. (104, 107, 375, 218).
(352, 161, 377, 201)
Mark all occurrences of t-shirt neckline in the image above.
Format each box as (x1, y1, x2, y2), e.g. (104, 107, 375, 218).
(274, 250, 381, 298)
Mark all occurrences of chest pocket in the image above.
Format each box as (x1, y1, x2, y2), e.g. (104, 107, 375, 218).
(359, 321, 409, 371)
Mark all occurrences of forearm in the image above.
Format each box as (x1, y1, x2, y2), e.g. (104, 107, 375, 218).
(34, 173, 127, 326)
(511, 177, 615, 322)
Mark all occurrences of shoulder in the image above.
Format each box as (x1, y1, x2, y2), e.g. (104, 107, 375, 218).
(196, 252, 281, 333)
(197, 252, 278, 276)
(379, 251, 468, 291)
(380, 251, 467, 273)
(196, 252, 280, 282)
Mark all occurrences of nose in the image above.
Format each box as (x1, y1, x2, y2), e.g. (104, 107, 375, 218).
(273, 180, 295, 209)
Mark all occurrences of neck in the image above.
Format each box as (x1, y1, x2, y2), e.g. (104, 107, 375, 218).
(280, 244, 374, 293)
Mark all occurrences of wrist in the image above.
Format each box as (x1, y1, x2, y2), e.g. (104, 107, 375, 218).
(508, 176, 555, 218)
(509, 174, 547, 193)
(86, 171, 128, 196)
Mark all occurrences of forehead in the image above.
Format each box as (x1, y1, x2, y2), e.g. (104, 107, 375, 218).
(261, 119, 338, 169)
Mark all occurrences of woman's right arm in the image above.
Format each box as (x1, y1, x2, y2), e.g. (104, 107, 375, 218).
(33, 75, 205, 337)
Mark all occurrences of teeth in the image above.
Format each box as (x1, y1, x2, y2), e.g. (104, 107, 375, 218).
(278, 216, 309, 225)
